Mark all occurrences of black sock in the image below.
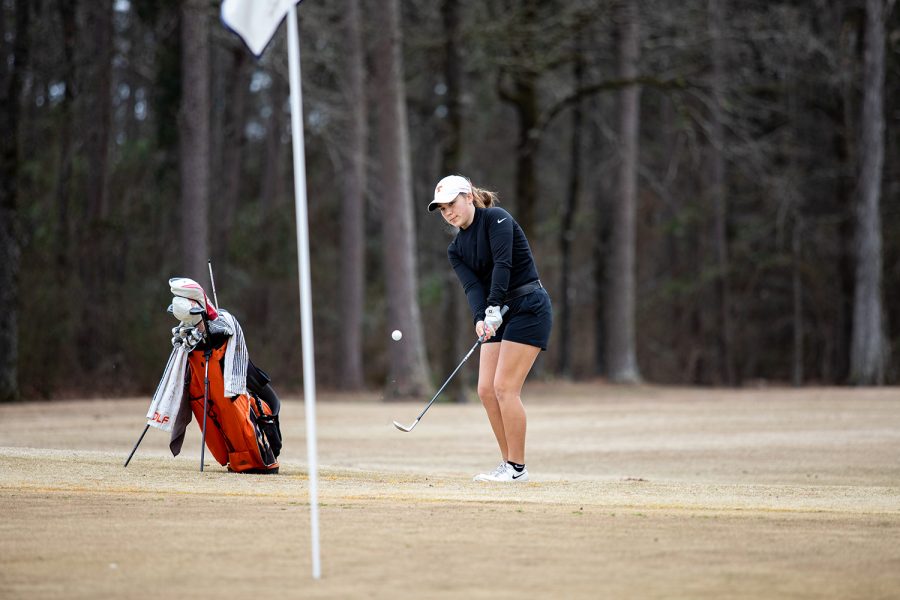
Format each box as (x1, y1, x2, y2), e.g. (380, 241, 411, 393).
(507, 461, 525, 472)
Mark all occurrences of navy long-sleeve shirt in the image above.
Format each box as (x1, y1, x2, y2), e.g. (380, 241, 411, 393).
(448, 206, 540, 324)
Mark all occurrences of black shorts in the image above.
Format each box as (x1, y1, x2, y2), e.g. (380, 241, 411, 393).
(484, 287, 553, 350)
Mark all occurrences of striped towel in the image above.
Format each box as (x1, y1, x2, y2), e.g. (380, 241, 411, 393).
(217, 310, 248, 398)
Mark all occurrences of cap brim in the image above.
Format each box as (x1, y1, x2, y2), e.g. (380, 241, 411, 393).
(427, 200, 447, 212)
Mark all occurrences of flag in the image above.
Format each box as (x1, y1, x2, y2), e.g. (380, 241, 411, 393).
(221, 0, 301, 57)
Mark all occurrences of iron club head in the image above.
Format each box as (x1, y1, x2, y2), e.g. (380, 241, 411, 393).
(392, 420, 416, 433)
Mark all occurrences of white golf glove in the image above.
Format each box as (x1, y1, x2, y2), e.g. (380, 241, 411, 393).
(484, 305, 503, 335)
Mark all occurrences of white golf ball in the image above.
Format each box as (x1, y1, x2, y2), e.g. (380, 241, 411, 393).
(391, 330, 402, 341)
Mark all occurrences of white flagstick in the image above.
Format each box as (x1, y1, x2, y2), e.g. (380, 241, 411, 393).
(286, 5, 321, 580)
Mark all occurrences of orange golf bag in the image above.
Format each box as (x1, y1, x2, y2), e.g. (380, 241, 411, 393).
(127, 277, 283, 474)
(186, 343, 281, 474)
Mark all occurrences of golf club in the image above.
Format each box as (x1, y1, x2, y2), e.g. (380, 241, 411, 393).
(393, 305, 508, 432)
(190, 306, 212, 471)
(208, 259, 219, 311)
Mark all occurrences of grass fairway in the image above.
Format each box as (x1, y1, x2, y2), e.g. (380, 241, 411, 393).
(1, 383, 899, 599)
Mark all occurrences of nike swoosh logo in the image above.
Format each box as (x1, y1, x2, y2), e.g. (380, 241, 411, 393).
(512, 471, 525, 479)
(497, 218, 507, 223)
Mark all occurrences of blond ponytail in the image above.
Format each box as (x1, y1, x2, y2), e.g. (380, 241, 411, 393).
(471, 185, 499, 209)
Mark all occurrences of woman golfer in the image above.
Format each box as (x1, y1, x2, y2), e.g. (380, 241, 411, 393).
(429, 175, 552, 482)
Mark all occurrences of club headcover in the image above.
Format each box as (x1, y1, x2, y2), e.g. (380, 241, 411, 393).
(168, 296, 202, 326)
(169, 277, 218, 319)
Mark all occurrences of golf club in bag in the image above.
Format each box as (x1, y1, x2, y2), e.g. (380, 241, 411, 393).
(393, 305, 508, 432)
(190, 305, 212, 472)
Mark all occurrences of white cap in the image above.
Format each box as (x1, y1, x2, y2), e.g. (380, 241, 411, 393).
(428, 175, 471, 212)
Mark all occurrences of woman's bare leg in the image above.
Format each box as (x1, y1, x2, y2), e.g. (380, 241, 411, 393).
(493, 340, 540, 464)
(477, 342, 507, 460)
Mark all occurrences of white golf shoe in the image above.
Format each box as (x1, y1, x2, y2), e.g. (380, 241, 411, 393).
(473, 462, 529, 482)
(473, 461, 508, 482)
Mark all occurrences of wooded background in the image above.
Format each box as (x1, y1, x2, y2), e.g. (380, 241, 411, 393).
(1, 0, 898, 401)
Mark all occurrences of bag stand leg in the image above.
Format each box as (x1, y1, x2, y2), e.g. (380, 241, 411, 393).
(123, 424, 150, 468)
(200, 347, 211, 472)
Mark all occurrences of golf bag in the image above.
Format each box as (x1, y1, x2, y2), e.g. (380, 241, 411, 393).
(167, 276, 282, 474)
(185, 340, 282, 474)
(130, 277, 283, 473)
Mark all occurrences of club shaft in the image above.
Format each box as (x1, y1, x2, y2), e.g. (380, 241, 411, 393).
(200, 351, 210, 472)
(397, 305, 507, 432)
(414, 338, 481, 421)
(208, 259, 219, 310)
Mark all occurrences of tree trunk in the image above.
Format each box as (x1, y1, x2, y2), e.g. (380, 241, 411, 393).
(217, 47, 248, 260)
(497, 0, 540, 238)
(179, 0, 210, 279)
(836, 7, 859, 384)
(258, 57, 286, 336)
(439, 0, 470, 403)
(121, 8, 141, 146)
(592, 99, 609, 378)
(0, 0, 28, 402)
(558, 34, 584, 378)
(76, 1, 115, 381)
(81, 0, 113, 223)
(373, 0, 431, 398)
(260, 51, 287, 212)
(55, 0, 76, 272)
(51, 0, 79, 383)
(792, 215, 804, 386)
(336, 0, 367, 390)
(512, 76, 539, 238)
(707, 0, 735, 385)
(849, 0, 888, 384)
(605, 0, 642, 383)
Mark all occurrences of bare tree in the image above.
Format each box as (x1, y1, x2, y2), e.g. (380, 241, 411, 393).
(496, 0, 541, 237)
(592, 122, 609, 378)
(54, 0, 76, 272)
(849, 0, 890, 384)
(256, 37, 287, 342)
(336, 0, 367, 390)
(605, 0, 642, 383)
(439, 0, 471, 403)
(76, 1, 115, 378)
(260, 61, 287, 213)
(82, 1, 113, 222)
(557, 31, 585, 377)
(792, 214, 805, 386)
(373, 0, 431, 398)
(0, 0, 29, 401)
(439, 0, 463, 207)
(49, 0, 77, 386)
(707, 0, 735, 385)
(180, 0, 211, 279)
(216, 46, 249, 259)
